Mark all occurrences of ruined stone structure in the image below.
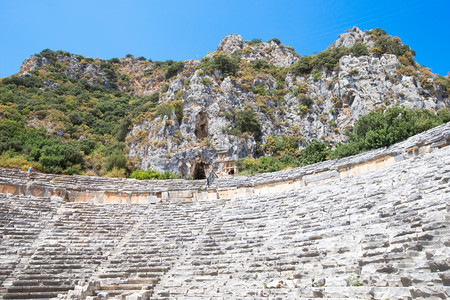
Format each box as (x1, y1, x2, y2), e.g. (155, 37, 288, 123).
(0, 123, 449, 299)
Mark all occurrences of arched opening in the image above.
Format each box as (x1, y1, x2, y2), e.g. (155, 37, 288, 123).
(194, 112, 209, 140)
(193, 162, 206, 180)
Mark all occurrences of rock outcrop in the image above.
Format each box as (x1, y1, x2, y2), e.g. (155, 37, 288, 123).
(216, 34, 244, 55)
(126, 52, 447, 177)
(124, 29, 448, 177)
(20, 54, 114, 89)
(329, 26, 375, 49)
(216, 34, 299, 67)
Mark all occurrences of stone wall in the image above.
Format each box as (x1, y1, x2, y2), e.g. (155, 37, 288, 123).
(0, 123, 449, 299)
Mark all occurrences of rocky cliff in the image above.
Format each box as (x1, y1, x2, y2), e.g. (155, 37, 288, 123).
(18, 27, 449, 178)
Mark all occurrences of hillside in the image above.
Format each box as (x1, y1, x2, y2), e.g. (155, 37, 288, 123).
(1, 27, 449, 178)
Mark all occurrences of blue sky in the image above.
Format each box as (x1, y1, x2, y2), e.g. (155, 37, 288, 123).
(1, 0, 449, 78)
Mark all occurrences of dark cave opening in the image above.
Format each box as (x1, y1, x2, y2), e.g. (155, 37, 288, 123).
(194, 112, 209, 140)
(193, 162, 207, 180)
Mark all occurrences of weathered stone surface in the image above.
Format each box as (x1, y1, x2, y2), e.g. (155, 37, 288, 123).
(126, 41, 447, 176)
(20, 54, 114, 89)
(216, 34, 243, 55)
(329, 26, 375, 49)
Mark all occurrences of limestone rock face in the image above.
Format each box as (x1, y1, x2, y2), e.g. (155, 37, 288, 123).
(217, 34, 243, 55)
(20, 55, 51, 73)
(127, 69, 256, 178)
(240, 40, 300, 67)
(216, 34, 300, 67)
(329, 26, 375, 49)
(20, 54, 114, 89)
(127, 46, 448, 177)
(114, 57, 168, 96)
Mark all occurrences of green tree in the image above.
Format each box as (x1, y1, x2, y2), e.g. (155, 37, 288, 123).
(235, 108, 262, 141)
(38, 143, 84, 174)
(247, 38, 263, 45)
(236, 156, 281, 175)
(165, 61, 184, 79)
(264, 135, 300, 159)
(349, 42, 369, 57)
(251, 59, 271, 71)
(104, 150, 127, 171)
(130, 169, 179, 180)
(299, 140, 329, 166)
(333, 105, 445, 158)
(201, 53, 239, 77)
(291, 55, 314, 75)
(268, 38, 281, 45)
(2, 76, 43, 88)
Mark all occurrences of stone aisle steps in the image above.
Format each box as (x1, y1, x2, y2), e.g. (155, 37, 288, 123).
(0, 195, 63, 295)
(153, 192, 302, 298)
(1, 202, 143, 299)
(89, 200, 226, 299)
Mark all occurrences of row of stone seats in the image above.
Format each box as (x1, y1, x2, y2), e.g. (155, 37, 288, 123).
(0, 168, 206, 196)
(90, 199, 227, 299)
(150, 145, 449, 299)
(212, 122, 450, 190)
(0, 196, 230, 299)
(1, 201, 146, 299)
(0, 194, 62, 289)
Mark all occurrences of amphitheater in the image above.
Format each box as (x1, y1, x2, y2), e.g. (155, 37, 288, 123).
(0, 123, 449, 300)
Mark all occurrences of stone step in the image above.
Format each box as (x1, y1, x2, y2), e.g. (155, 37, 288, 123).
(99, 283, 152, 291)
(2, 290, 69, 299)
(21, 263, 86, 270)
(94, 289, 146, 298)
(99, 272, 163, 280)
(6, 285, 74, 293)
(11, 280, 70, 287)
(122, 278, 160, 285)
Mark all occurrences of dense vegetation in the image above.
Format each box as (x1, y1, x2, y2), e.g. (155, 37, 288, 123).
(234, 108, 262, 141)
(0, 52, 164, 177)
(200, 53, 240, 77)
(129, 169, 179, 180)
(291, 43, 369, 76)
(331, 106, 449, 158)
(236, 106, 449, 175)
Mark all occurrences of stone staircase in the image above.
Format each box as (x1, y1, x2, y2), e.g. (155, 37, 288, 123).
(88, 200, 226, 299)
(0, 194, 62, 293)
(0, 201, 144, 299)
